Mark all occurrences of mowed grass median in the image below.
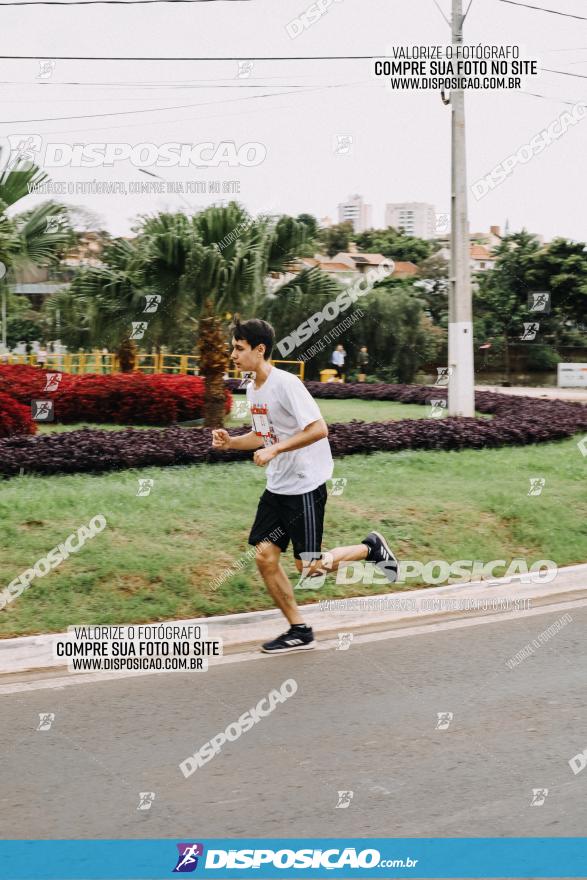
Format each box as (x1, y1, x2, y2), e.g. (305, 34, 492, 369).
(1, 398, 585, 637)
(36, 398, 454, 435)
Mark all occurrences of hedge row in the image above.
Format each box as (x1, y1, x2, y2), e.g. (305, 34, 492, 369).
(0, 365, 232, 427)
(0, 391, 36, 439)
(1, 385, 586, 478)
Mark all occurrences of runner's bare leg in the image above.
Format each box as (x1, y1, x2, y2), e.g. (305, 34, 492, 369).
(296, 544, 369, 578)
(256, 541, 305, 625)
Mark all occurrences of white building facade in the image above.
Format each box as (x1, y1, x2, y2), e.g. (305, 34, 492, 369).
(337, 194, 372, 233)
(385, 202, 437, 239)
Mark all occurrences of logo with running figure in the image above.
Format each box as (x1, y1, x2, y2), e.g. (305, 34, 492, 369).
(173, 843, 204, 873)
(530, 788, 549, 806)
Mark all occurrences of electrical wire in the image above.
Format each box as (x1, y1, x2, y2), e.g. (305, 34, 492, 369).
(541, 67, 587, 80)
(0, 79, 364, 125)
(0, 54, 381, 61)
(0, 0, 248, 5)
(495, 0, 587, 21)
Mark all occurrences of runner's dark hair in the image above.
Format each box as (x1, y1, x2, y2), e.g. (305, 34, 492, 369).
(231, 317, 275, 360)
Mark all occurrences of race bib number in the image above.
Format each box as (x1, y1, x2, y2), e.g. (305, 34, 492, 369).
(250, 404, 278, 447)
(252, 411, 271, 436)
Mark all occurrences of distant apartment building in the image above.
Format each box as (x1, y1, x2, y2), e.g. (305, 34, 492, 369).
(337, 194, 372, 233)
(385, 202, 437, 239)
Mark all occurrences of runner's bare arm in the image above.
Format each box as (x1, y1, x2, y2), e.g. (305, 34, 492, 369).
(271, 418, 328, 455)
(212, 429, 265, 451)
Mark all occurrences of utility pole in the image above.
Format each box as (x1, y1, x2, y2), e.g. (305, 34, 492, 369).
(448, 0, 475, 416)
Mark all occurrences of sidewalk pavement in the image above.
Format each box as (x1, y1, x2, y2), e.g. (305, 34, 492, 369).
(1, 563, 586, 678)
(475, 384, 587, 403)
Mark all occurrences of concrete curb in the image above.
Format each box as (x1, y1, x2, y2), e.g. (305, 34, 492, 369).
(1, 563, 586, 677)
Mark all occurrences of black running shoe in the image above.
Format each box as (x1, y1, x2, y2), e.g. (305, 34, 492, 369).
(261, 625, 316, 654)
(362, 531, 399, 583)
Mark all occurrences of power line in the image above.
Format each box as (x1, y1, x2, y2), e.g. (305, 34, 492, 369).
(0, 80, 361, 124)
(0, 75, 324, 85)
(0, 54, 379, 61)
(31, 81, 369, 135)
(0, 82, 314, 91)
(519, 90, 581, 107)
(0, 0, 247, 4)
(463, 0, 475, 21)
(541, 67, 587, 80)
(495, 0, 587, 21)
(431, 0, 451, 27)
(0, 88, 311, 101)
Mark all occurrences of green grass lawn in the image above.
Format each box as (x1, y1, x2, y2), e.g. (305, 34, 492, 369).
(1, 430, 585, 637)
(37, 397, 486, 435)
(228, 397, 449, 426)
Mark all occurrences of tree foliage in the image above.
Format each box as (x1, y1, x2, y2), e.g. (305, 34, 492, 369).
(353, 226, 435, 263)
(317, 222, 354, 257)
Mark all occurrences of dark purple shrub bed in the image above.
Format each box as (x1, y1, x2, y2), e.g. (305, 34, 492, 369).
(0, 426, 251, 478)
(1, 385, 586, 478)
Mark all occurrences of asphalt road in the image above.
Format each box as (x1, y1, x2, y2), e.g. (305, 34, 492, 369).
(1, 606, 586, 840)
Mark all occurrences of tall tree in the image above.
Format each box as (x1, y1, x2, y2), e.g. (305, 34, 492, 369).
(353, 227, 435, 263)
(531, 237, 587, 335)
(59, 237, 141, 355)
(318, 222, 353, 257)
(296, 213, 319, 239)
(53, 204, 311, 425)
(198, 302, 228, 427)
(348, 285, 442, 383)
(0, 156, 71, 348)
(474, 231, 542, 381)
(414, 252, 449, 325)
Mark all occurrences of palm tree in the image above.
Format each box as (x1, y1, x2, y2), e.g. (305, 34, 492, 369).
(187, 206, 310, 425)
(133, 212, 198, 352)
(64, 239, 142, 349)
(145, 205, 311, 425)
(42, 204, 313, 426)
(0, 157, 71, 349)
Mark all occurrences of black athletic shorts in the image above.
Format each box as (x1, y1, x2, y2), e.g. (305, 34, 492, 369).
(248, 484, 328, 560)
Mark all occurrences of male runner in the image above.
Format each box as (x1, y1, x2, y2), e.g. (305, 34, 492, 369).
(212, 318, 398, 655)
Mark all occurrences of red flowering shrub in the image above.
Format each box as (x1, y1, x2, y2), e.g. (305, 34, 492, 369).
(0, 390, 36, 438)
(0, 364, 50, 401)
(0, 366, 232, 425)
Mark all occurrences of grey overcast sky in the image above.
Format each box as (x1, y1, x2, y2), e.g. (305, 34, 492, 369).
(2, 0, 586, 241)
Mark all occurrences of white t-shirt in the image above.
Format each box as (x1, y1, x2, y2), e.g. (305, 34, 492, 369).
(331, 349, 345, 366)
(246, 367, 333, 495)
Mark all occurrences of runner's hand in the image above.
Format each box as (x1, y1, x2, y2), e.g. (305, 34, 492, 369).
(212, 429, 231, 450)
(254, 446, 278, 467)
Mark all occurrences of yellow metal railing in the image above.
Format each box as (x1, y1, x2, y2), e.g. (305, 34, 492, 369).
(225, 359, 305, 380)
(2, 352, 305, 380)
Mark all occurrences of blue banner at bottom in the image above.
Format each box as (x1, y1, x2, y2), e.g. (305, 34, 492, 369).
(0, 838, 586, 879)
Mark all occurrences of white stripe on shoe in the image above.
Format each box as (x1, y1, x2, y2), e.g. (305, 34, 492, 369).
(260, 642, 316, 654)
